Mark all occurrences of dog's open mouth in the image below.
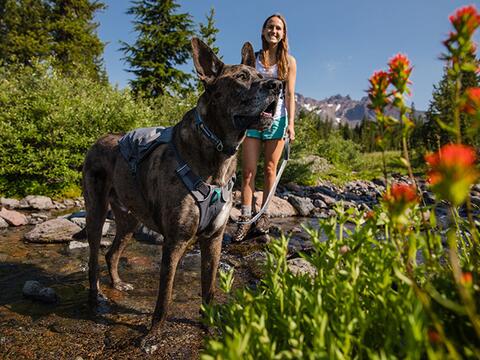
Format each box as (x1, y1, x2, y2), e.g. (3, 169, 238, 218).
(260, 100, 276, 120)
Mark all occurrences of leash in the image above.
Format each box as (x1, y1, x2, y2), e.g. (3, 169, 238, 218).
(236, 137, 290, 225)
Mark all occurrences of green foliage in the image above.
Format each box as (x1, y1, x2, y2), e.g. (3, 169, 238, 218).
(0, 60, 190, 197)
(121, 0, 194, 97)
(0, 0, 106, 80)
(202, 205, 480, 359)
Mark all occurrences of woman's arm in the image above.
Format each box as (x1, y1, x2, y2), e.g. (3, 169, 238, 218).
(285, 55, 297, 141)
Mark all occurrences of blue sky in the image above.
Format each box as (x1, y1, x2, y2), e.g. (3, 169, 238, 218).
(96, 0, 480, 110)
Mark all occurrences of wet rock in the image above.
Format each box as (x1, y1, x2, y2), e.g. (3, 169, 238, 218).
(19, 195, 54, 210)
(69, 217, 112, 236)
(22, 280, 58, 303)
(24, 218, 82, 243)
(0, 207, 28, 226)
(313, 192, 336, 206)
(0, 217, 8, 228)
(287, 195, 314, 216)
(0, 197, 20, 209)
(313, 199, 327, 209)
(287, 258, 317, 277)
(68, 241, 89, 250)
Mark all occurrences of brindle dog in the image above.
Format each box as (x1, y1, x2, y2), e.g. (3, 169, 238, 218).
(82, 38, 281, 351)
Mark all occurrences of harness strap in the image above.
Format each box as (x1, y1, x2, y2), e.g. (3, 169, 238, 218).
(194, 110, 238, 156)
(170, 140, 235, 233)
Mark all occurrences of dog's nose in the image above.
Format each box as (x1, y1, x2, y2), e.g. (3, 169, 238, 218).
(265, 79, 282, 95)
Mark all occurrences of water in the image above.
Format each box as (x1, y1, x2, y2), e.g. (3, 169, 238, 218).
(0, 216, 310, 358)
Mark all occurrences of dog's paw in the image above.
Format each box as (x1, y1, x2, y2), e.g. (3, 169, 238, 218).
(112, 281, 134, 291)
(140, 333, 160, 354)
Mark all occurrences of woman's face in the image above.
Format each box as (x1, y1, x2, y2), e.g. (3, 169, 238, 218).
(263, 17, 284, 46)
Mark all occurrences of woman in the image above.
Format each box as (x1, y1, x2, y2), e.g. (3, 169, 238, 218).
(233, 13, 297, 242)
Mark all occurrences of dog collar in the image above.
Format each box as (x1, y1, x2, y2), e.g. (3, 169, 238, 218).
(194, 110, 238, 156)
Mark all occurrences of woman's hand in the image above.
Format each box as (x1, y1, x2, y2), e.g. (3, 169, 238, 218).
(287, 123, 295, 142)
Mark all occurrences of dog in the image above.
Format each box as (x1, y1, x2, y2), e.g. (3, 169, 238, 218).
(82, 38, 281, 352)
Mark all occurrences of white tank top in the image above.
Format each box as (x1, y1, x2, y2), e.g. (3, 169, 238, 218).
(256, 55, 287, 120)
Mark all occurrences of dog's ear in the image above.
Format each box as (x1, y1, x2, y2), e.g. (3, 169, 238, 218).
(191, 37, 224, 85)
(241, 42, 255, 68)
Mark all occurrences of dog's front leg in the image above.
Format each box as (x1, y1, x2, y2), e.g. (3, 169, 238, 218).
(199, 232, 223, 305)
(141, 240, 190, 354)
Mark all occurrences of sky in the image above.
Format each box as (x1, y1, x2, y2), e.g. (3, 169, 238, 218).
(95, 0, 480, 111)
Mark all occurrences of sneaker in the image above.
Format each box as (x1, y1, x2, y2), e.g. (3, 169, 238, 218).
(254, 213, 271, 234)
(232, 216, 252, 243)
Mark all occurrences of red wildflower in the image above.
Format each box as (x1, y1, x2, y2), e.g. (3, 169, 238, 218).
(460, 272, 473, 286)
(428, 329, 441, 344)
(461, 87, 480, 118)
(388, 53, 413, 95)
(383, 183, 418, 222)
(449, 5, 480, 36)
(425, 144, 478, 205)
(367, 70, 390, 113)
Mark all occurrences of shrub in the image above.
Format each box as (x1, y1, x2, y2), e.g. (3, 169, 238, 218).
(0, 60, 196, 197)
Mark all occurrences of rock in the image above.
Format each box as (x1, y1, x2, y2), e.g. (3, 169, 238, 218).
(24, 218, 82, 243)
(284, 182, 303, 193)
(313, 199, 327, 209)
(63, 199, 76, 208)
(68, 217, 112, 236)
(134, 225, 164, 244)
(287, 195, 315, 216)
(0, 207, 28, 226)
(287, 258, 317, 277)
(19, 195, 54, 210)
(229, 207, 241, 222)
(0, 217, 8, 228)
(22, 280, 58, 304)
(0, 197, 20, 209)
(315, 193, 336, 206)
(252, 192, 297, 218)
(22, 280, 43, 297)
(68, 241, 89, 250)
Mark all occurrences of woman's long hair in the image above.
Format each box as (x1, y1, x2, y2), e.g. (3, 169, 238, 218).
(261, 14, 289, 80)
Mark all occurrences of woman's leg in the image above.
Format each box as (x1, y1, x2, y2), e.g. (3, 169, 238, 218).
(262, 138, 285, 207)
(240, 136, 262, 212)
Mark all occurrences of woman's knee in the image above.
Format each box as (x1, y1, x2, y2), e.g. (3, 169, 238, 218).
(264, 162, 278, 178)
(242, 168, 257, 183)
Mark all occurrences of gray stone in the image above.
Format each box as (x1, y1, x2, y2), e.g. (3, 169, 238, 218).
(22, 280, 43, 297)
(22, 281, 58, 304)
(134, 225, 164, 244)
(253, 192, 297, 218)
(313, 199, 327, 208)
(24, 218, 82, 243)
(68, 217, 112, 236)
(0, 217, 8, 228)
(0, 207, 28, 226)
(19, 195, 54, 210)
(287, 258, 317, 277)
(288, 195, 315, 216)
(0, 197, 20, 209)
(68, 241, 89, 250)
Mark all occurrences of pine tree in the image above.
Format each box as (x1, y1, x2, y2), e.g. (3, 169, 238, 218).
(0, 0, 51, 65)
(121, 0, 194, 97)
(198, 7, 219, 56)
(49, 0, 106, 80)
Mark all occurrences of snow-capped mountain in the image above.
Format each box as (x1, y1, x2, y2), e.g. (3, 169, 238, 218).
(295, 93, 424, 127)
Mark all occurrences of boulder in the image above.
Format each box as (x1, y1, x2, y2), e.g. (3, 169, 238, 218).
(287, 195, 315, 216)
(22, 280, 58, 304)
(24, 218, 81, 243)
(0, 207, 28, 226)
(19, 195, 54, 210)
(253, 191, 297, 218)
(0, 197, 20, 209)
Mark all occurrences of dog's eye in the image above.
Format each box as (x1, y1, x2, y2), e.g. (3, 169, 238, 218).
(236, 72, 249, 81)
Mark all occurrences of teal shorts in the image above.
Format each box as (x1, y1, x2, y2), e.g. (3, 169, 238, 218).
(246, 115, 287, 140)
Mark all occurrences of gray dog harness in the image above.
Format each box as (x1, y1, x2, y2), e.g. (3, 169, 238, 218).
(118, 119, 235, 233)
